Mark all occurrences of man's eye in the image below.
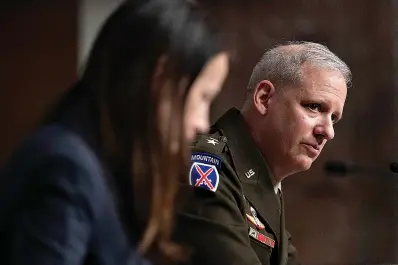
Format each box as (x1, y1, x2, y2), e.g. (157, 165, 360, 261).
(305, 103, 321, 111)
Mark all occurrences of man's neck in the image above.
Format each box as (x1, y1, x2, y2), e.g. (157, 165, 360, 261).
(264, 161, 281, 194)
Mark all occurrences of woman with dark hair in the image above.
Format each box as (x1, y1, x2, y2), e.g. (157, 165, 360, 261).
(0, 0, 229, 264)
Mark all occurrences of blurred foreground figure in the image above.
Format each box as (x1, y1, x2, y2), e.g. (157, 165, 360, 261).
(0, 0, 229, 264)
(174, 41, 351, 265)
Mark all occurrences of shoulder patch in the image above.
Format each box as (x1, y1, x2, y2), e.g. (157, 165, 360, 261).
(191, 152, 222, 169)
(189, 162, 220, 192)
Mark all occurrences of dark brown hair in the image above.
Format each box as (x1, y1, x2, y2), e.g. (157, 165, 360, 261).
(71, 0, 224, 263)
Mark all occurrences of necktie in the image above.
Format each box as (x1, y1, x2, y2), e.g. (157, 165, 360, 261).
(277, 189, 283, 215)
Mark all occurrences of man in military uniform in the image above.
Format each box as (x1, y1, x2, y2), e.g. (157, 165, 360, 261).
(174, 41, 351, 265)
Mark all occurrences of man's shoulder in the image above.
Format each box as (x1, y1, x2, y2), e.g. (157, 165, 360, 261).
(187, 129, 241, 194)
(191, 130, 228, 155)
(190, 129, 232, 170)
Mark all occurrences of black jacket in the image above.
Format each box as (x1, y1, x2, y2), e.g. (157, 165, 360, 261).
(0, 88, 150, 265)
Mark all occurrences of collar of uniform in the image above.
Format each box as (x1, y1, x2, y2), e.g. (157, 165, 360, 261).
(215, 108, 273, 187)
(215, 107, 281, 240)
(274, 182, 281, 195)
(262, 157, 280, 194)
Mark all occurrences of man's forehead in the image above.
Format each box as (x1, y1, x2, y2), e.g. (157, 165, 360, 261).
(280, 69, 347, 112)
(301, 65, 347, 94)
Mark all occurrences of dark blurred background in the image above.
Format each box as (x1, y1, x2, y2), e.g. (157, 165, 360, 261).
(1, 1, 397, 264)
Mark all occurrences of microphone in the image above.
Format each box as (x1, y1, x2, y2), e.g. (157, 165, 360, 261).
(323, 160, 359, 176)
(324, 160, 398, 176)
(389, 162, 398, 174)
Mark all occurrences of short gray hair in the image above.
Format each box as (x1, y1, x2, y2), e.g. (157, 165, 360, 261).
(246, 41, 352, 96)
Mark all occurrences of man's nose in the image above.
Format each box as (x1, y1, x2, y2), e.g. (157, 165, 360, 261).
(314, 118, 335, 141)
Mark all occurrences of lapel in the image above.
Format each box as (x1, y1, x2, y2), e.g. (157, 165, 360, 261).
(216, 108, 281, 244)
(279, 190, 288, 265)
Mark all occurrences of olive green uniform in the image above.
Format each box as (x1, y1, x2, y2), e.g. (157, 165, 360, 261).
(174, 108, 300, 265)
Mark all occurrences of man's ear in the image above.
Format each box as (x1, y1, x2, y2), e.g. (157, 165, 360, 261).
(252, 80, 276, 115)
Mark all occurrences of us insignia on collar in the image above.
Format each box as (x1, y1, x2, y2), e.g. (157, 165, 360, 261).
(189, 162, 220, 192)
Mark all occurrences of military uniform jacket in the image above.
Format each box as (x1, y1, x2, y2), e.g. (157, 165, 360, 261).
(174, 108, 300, 265)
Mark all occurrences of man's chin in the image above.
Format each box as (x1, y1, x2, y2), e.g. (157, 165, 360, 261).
(295, 156, 314, 172)
(281, 155, 314, 178)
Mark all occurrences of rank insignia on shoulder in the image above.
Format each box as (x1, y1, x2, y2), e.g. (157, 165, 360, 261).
(194, 135, 226, 153)
(189, 162, 220, 192)
(206, 137, 219, 145)
(191, 152, 222, 169)
(249, 227, 275, 248)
